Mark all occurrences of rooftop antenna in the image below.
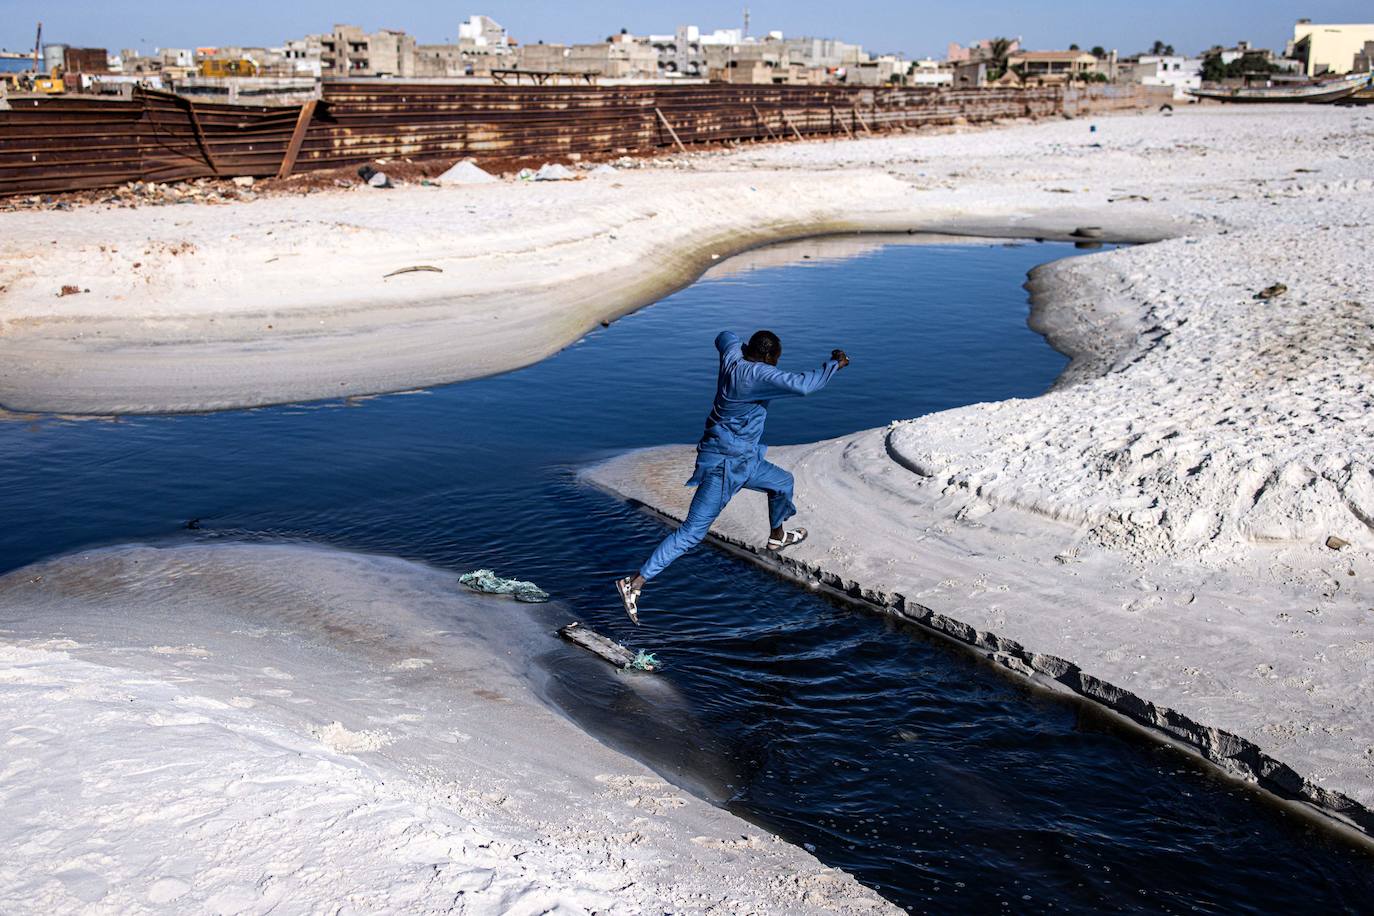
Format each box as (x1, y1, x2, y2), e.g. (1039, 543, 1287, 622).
(743, 7, 750, 38)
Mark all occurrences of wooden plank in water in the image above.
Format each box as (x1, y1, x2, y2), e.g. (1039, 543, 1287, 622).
(559, 622, 646, 670)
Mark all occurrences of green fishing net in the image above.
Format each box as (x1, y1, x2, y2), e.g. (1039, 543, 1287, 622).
(630, 650, 660, 671)
(458, 569, 550, 603)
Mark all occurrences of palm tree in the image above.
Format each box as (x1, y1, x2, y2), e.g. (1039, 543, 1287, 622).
(987, 36, 1014, 80)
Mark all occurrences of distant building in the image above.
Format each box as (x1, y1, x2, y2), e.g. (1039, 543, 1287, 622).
(310, 25, 416, 77)
(908, 58, 953, 87)
(515, 43, 570, 73)
(459, 15, 509, 48)
(947, 38, 1020, 64)
(568, 34, 659, 79)
(1005, 50, 1098, 82)
(1133, 55, 1203, 99)
(1288, 21, 1374, 75)
(952, 60, 987, 87)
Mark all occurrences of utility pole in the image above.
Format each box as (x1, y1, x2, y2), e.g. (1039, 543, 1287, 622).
(743, 7, 750, 39)
(34, 21, 42, 70)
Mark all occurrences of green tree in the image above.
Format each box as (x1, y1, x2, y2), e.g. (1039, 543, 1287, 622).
(1150, 40, 1176, 56)
(986, 36, 1014, 80)
(1091, 45, 1106, 57)
(1069, 43, 1080, 50)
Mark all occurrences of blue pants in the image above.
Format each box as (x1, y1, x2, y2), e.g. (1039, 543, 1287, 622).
(639, 458, 796, 581)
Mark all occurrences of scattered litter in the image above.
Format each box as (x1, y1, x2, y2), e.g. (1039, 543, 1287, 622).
(231, 176, 255, 188)
(357, 165, 393, 189)
(1254, 283, 1288, 300)
(1108, 194, 1151, 203)
(559, 622, 657, 671)
(587, 164, 618, 176)
(437, 159, 498, 185)
(57, 284, 85, 297)
(1326, 535, 1350, 551)
(383, 265, 443, 279)
(533, 162, 576, 181)
(459, 569, 549, 603)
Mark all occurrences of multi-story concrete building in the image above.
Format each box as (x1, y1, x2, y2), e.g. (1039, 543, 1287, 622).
(1288, 21, 1374, 75)
(311, 25, 415, 77)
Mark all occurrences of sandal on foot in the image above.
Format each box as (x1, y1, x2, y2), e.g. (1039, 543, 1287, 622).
(615, 576, 642, 625)
(766, 527, 808, 552)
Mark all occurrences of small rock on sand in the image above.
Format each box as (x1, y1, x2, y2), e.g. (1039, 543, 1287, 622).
(1326, 535, 1350, 551)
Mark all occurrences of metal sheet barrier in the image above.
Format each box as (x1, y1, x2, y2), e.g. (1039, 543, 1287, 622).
(0, 82, 1064, 197)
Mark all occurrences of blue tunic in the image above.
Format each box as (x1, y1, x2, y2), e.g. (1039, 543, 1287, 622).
(689, 331, 841, 489)
(637, 331, 841, 581)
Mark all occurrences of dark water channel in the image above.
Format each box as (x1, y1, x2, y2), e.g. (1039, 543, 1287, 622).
(3, 236, 1371, 913)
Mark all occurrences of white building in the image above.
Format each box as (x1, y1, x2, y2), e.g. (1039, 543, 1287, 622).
(908, 57, 953, 86)
(458, 15, 509, 48)
(1136, 55, 1202, 99)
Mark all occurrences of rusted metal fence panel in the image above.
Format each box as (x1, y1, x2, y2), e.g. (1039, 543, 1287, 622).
(0, 82, 1064, 198)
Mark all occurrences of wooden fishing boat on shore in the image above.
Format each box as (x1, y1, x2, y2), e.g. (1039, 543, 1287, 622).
(1188, 71, 1371, 104)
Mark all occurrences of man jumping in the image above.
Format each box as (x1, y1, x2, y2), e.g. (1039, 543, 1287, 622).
(616, 330, 849, 623)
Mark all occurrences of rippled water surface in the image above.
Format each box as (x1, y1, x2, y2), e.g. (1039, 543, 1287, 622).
(3, 236, 1370, 913)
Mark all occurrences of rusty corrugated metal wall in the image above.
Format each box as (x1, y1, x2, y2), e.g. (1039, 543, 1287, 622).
(0, 82, 1063, 197)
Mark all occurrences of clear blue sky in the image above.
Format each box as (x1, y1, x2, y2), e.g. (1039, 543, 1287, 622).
(0, 1, 1368, 60)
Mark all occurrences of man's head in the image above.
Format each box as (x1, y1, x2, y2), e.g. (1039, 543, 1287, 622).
(743, 330, 781, 366)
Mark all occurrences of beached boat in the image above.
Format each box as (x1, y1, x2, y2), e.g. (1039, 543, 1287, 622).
(1188, 71, 1371, 104)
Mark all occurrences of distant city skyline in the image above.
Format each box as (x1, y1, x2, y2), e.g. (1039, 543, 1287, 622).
(0, 1, 1369, 60)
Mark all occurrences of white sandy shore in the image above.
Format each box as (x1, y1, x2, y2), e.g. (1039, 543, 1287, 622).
(0, 118, 1179, 415)
(581, 106, 1374, 834)
(0, 543, 895, 914)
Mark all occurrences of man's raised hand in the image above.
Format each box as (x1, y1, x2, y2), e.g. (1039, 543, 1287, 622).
(831, 349, 850, 369)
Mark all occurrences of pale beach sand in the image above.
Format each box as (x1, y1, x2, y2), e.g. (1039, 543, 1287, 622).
(0, 543, 895, 913)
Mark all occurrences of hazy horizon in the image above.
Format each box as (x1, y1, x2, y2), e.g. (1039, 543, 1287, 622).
(0, 1, 1368, 61)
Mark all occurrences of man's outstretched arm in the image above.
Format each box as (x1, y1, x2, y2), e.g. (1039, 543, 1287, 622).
(754, 349, 849, 398)
(715, 331, 742, 355)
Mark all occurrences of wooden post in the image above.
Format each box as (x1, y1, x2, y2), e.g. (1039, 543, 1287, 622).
(782, 110, 804, 141)
(276, 99, 318, 179)
(830, 106, 855, 139)
(750, 104, 778, 140)
(854, 105, 874, 135)
(654, 107, 688, 152)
